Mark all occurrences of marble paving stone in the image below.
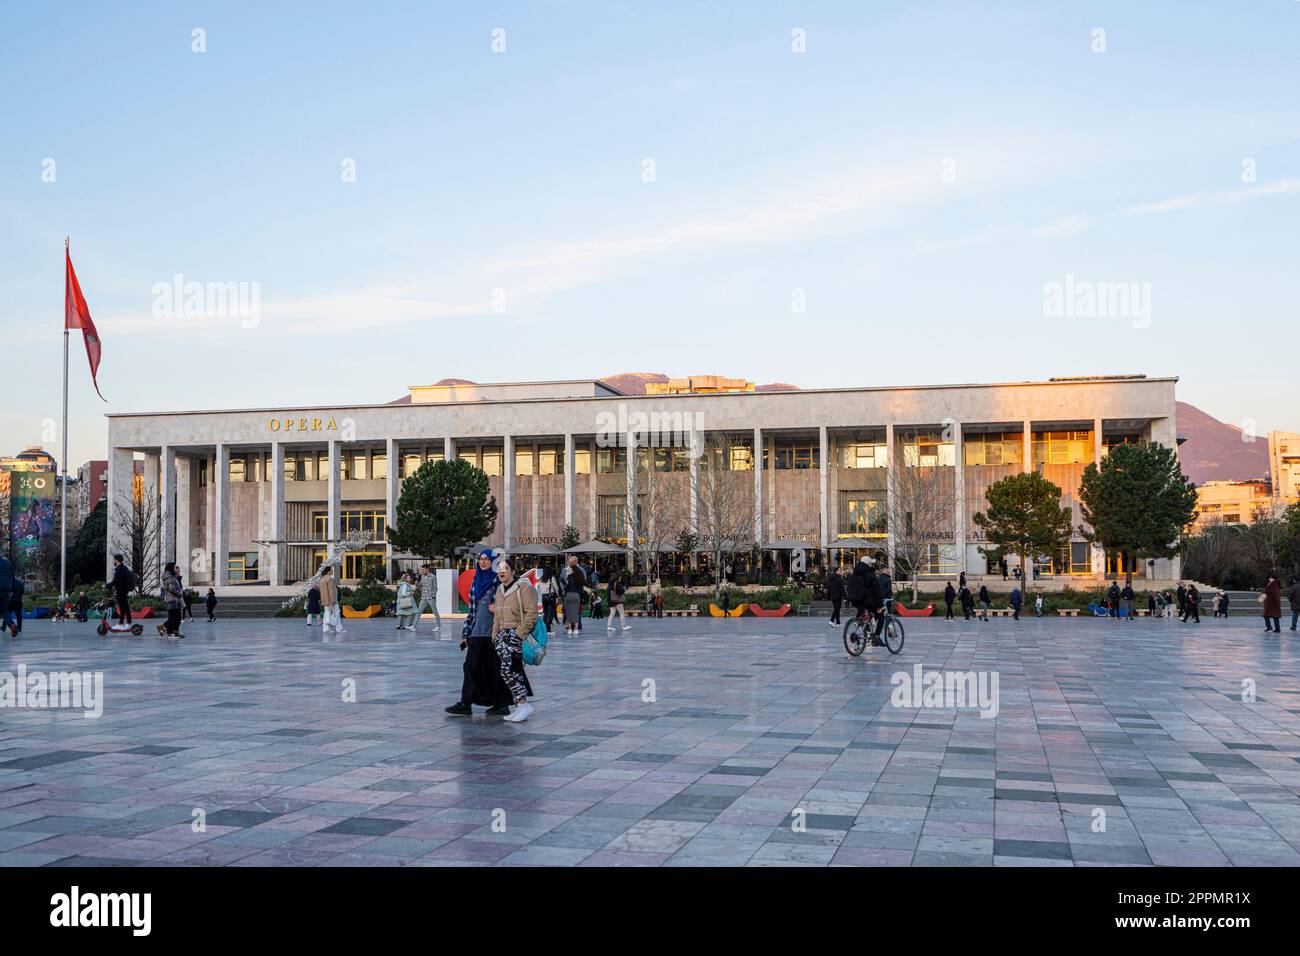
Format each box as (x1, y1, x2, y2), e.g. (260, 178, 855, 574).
(2, 614, 1298, 867)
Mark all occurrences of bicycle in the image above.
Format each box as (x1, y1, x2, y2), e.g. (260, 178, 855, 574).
(843, 597, 905, 656)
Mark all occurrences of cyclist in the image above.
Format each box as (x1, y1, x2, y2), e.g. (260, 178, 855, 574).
(847, 556, 885, 643)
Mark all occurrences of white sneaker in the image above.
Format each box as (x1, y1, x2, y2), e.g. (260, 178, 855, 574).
(622, 625, 631, 631)
(607, 625, 614, 631)
(503, 702, 534, 723)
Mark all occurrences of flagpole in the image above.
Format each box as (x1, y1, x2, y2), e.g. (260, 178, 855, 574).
(61, 236, 70, 605)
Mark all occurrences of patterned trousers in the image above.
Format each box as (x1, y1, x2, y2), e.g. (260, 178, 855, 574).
(493, 628, 527, 703)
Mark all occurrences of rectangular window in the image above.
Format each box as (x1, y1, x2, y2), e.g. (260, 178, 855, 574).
(1033, 430, 1093, 466)
(401, 452, 422, 478)
(312, 510, 387, 543)
(837, 441, 886, 468)
(840, 495, 886, 535)
(598, 496, 626, 537)
(901, 433, 955, 467)
(729, 443, 753, 471)
(596, 447, 627, 474)
(229, 456, 246, 483)
(480, 448, 503, 477)
(515, 448, 535, 476)
(963, 432, 1024, 467)
(226, 552, 258, 582)
(350, 451, 369, 481)
(371, 453, 387, 480)
(459, 448, 478, 467)
(574, 448, 591, 474)
(538, 447, 559, 476)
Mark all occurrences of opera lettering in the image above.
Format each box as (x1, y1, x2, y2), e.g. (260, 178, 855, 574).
(268, 416, 338, 433)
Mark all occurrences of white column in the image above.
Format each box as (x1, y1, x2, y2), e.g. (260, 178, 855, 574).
(688, 440, 699, 534)
(625, 430, 637, 569)
(143, 450, 160, 583)
(563, 433, 575, 530)
(587, 440, 598, 539)
(1022, 420, 1034, 579)
(819, 426, 830, 550)
(385, 437, 399, 578)
(175, 458, 192, 582)
(214, 443, 230, 589)
(327, 440, 341, 555)
(753, 428, 764, 545)
(444, 437, 455, 462)
(159, 445, 176, 567)
(503, 434, 515, 550)
(269, 441, 285, 585)
(1092, 417, 1106, 580)
(105, 447, 134, 580)
(885, 423, 896, 570)
(953, 422, 966, 574)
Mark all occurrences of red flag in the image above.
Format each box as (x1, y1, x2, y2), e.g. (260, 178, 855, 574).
(65, 248, 106, 401)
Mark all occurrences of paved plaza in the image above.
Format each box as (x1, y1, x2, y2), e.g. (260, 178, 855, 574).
(2, 612, 1299, 867)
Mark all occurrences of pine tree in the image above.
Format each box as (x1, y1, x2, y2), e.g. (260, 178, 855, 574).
(386, 459, 497, 564)
(973, 472, 1073, 600)
(1078, 442, 1197, 584)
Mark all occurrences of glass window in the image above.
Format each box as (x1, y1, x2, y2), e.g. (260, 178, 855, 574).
(963, 432, 1024, 467)
(515, 448, 535, 476)
(538, 448, 560, 476)
(401, 452, 422, 478)
(840, 496, 886, 535)
(458, 448, 478, 467)
(901, 433, 954, 467)
(574, 448, 591, 474)
(226, 551, 258, 582)
(351, 451, 369, 481)
(729, 443, 753, 471)
(371, 453, 387, 480)
(1033, 430, 1092, 466)
(481, 448, 503, 477)
(838, 442, 886, 469)
(427, 449, 444, 462)
(596, 447, 627, 474)
(229, 456, 246, 483)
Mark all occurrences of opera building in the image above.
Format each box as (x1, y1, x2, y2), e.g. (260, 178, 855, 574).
(104, 374, 1181, 593)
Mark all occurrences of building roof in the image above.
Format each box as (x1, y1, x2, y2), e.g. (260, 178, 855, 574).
(105, 374, 1176, 419)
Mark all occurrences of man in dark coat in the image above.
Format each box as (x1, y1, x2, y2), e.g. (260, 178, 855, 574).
(1176, 583, 1188, 618)
(1107, 581, 1121, 620)
(109, 554, 134, 625)
(0, 554, 14, 636)
(943, 582, 956, 621)
(959, 584, 974, 620)
(1183, 585, 1200, 623)
(827, 568, 845, 626)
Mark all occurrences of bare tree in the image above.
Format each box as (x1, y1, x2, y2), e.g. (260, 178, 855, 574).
(625, 445, 693, 582)
(886, 451, 957, 602)
(112, 482, 162, 595)
(691, 433, 756, 599)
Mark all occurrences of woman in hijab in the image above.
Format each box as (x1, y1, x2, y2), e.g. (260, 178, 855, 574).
(446, 552, 531, 716)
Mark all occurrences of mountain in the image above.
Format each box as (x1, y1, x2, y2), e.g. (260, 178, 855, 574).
(1175, 401, 1270, 485)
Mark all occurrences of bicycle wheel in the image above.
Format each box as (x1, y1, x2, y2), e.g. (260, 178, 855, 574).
(884, 617, 905, 654)
(842, 617, 868, 657)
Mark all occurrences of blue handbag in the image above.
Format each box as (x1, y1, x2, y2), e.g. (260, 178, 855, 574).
(522, 615, 548, 666)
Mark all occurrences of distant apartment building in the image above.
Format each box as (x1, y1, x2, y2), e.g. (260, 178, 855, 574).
(77, 460, 109, 522)
(644, 375, 754, 395)
(1268, 430, 1300, 503)
(1192, 478, 1282, 528)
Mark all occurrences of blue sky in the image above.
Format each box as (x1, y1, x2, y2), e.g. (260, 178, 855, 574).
(2, 1, 1298, 469)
